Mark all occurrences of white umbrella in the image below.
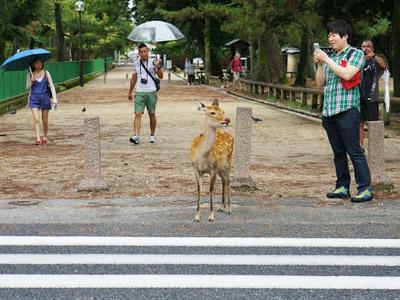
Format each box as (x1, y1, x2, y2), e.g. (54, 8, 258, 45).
(383, 69, 391, 113)
(127, 21, 185, 43)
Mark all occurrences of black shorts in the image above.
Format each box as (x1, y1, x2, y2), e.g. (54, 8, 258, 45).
(360, 100, 379, 122)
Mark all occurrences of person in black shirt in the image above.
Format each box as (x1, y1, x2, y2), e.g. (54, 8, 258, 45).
(359, 40, 386, 150)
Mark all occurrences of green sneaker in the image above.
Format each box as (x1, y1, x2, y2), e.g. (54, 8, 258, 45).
(351, 188, 373, 203)
(326, 186, 350, 199)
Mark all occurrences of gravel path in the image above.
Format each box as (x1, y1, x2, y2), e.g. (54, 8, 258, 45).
(0, 66, 399, 201)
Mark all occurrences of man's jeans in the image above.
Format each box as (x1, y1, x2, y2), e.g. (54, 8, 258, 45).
(322, 108, 371, 192)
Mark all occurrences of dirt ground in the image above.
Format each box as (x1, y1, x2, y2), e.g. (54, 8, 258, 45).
(0, 66, 399, 201)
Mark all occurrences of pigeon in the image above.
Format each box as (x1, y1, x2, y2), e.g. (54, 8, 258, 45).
(251, 116, 263, 122)
(82, 107, 86, 112)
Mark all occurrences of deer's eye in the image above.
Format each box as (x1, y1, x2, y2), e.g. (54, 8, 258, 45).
(210, 112, 216, 115)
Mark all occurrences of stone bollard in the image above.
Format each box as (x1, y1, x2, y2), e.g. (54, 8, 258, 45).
(78, 116, 109, 191)
(367, 120, 392, 185)
(168, 71, 171, 83)
(231, 107, 257, 189)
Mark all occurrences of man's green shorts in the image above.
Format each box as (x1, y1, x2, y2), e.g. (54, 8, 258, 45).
(134, 91, 158, 113)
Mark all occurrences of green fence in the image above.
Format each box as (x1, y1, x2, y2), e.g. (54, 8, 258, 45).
(0, 57, 113, 103)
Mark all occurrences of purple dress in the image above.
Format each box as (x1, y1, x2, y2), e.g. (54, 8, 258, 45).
(29, 76, 51, 110)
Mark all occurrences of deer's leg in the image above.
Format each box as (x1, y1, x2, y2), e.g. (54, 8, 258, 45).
(194, 171, 202, 222)
(218, 173, 226, 212)
(226, 171, 232, 214)
(209, 172, 217, 222)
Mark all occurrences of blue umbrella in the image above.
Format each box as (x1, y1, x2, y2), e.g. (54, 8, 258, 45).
(0, 48, 52, 73)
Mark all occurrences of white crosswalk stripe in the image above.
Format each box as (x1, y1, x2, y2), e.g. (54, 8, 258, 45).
(0, 254, 399, 266)
(0, 236, 399, 290)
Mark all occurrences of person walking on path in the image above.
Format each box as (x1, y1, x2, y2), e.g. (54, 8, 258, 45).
(128, 43, 163, 144)
(359, 40, 386, 150)
(26, 58, 57, 145)
(230, 54, 243, 91)
(184, 57, 189, 81)
(185, 59, 196, 85)
(314, 19, 373, 203)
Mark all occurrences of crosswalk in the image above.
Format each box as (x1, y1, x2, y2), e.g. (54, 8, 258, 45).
(0, 236, 399, 290)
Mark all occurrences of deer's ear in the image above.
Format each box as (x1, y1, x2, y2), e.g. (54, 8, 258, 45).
(212, 98, 219, 106)
(195, 99, 206, 112)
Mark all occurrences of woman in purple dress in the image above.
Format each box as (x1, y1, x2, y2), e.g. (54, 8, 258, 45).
(26, 58, 57, 145)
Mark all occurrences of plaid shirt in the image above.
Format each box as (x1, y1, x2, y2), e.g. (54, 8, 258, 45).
(322, 46, 365, 117)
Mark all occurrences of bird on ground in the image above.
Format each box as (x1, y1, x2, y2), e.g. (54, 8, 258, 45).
(251, 116, 262, 122)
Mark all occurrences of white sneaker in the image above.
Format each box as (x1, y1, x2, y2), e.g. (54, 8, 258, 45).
(129, 135, 139, 144)
(149, 135, 155, 143)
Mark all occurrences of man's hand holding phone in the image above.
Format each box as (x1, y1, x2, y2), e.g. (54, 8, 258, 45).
(313, 43, 328, 65)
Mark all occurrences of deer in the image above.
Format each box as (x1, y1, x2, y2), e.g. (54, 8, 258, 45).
(190, 99, 234, 222)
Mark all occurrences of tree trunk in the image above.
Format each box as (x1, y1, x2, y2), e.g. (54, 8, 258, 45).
(55, 2, 65, 61)
(254, 32, 285, 83)
(294, 29, 309, 86)
(307, 51, 316, 80)
(13, 37, 20, 53)
(254, 33, 270, 82)
(0, 38, 5, 64)
(204, 15, 211, 82)
(265, 32, 285, 83)
(393, 0, 400, 99)
(249, 39, 257, 79)
(29, 38, 35, 49)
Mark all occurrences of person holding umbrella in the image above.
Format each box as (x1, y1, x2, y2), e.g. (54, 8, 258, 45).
(128, 43, 163, 144)
(126, 21, 184, 144)
(0, 48, 57, 145)
(26, 57, 57, 145)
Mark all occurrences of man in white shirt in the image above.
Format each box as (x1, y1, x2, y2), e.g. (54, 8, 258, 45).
(128, 43, 163, 144)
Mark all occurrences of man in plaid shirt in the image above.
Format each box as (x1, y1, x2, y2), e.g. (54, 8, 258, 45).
(314, 19, 373, 202)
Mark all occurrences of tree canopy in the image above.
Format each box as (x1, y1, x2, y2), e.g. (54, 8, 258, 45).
(0, 0, 134, 63)
(0, 0, 399, 97)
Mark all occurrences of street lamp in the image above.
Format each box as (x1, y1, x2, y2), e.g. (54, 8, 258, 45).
(75, 0, 84, 87)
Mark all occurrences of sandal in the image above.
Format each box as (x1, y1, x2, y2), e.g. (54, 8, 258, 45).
(41, 137, 48, 145)
(34, 139, 41, 145)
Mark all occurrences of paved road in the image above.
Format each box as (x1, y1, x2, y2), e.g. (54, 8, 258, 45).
(0, 235, 399, 299)
(0, 197, 399, 299)
(0, 197, 399, 237)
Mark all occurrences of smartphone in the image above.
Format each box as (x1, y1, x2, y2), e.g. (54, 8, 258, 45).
(313, 43, 320, 50)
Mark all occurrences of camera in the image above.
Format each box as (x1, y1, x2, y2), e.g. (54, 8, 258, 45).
(140, 78, 148, 84)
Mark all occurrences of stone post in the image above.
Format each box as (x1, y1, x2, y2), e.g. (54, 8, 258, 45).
(367, 120, 392, 185)
(231, 107, 257, 189)
(78, 116, 109, 191)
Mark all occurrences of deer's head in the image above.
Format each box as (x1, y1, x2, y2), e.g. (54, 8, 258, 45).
(196, 99, 230, 128)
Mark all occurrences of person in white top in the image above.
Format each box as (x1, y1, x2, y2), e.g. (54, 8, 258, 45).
(128, 43, 163, 144)
(26, 58, 57, 145)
